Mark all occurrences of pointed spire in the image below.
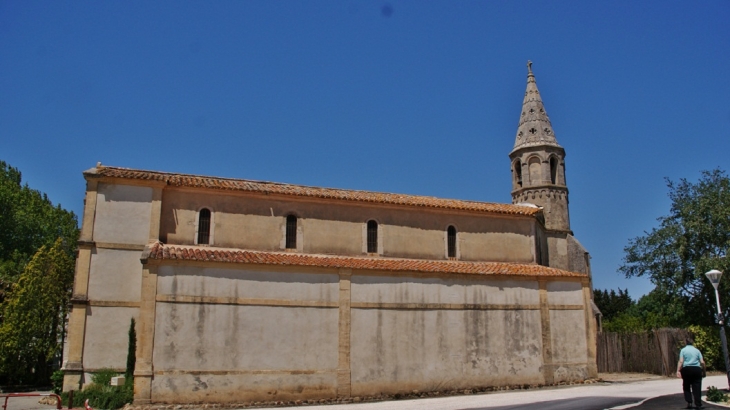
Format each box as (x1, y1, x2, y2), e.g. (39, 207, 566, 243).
(511, 61, 562, 153)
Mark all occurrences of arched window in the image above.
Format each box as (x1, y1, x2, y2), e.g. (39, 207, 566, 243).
(367, 220, 378, 253)
(514, 161, 523, 188)
(197, 208, 211, 245)
(286, 215, 297, 249)
(550, 157, 558, 185)
(447, 225, 457, 258)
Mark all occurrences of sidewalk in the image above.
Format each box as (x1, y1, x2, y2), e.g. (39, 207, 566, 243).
(1, 393, 61, 410)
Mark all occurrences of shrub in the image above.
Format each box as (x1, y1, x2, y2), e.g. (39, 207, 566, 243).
(707, 386, 727, 403)
(60, 369, 133, 409)
(73, 382, 133, 409)
(688, 325, 723, 371)
(51, 370, 64, 394)
(90, 368, 119, 386)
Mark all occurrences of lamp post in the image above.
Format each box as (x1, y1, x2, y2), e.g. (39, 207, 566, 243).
(705, 269, 730, 389)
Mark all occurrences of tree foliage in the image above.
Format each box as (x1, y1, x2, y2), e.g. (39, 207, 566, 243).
(620, 169, 730, 327)
(126, 318, 136, 379)
(0, 239, 75, 383)
(0, 161, 78, 285)
(688, 324, 724, 371)
(593, 288, 634, 321)
(592, 288, 670, 332)
(0, 160, 79, 384)
(602, 312, 645, 333)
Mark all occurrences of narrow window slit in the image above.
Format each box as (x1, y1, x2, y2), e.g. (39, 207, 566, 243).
(198, 208, 211, 245)
(286, 215, 297, 249)
(447, 226, 457, 259)
(367, 220, 378, 253)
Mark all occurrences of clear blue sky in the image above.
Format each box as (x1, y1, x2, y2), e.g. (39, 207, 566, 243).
(1, 1, 728, 300)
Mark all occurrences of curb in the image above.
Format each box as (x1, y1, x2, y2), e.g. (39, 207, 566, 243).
(606, 396, 657, 410)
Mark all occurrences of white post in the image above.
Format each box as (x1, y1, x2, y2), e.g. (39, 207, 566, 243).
(717, 288, 724, 323)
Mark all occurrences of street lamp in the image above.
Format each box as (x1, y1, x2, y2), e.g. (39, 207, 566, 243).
(705, 269, 730, 389)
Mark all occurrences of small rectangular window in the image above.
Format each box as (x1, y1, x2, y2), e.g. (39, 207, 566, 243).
(198, 209, 211, 245)
(367, 220, 378, 253)
(286, 215, 297, 249)
(447, 226, 457, 258)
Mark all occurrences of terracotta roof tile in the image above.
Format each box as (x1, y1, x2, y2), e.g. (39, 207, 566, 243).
(86, 165, 541, 217)
(143, 242, 585, 278)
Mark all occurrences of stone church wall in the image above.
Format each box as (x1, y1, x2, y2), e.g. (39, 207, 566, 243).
(127, 262, 594, 403)
(349, 275, 546, 395)
(64, 173, 596, 402)
(93, 183, 154, 245)
(158, 189, 536, 263)
(69, 182, 154, 384)
(81, 247, 142, 376)
(149, 264, 340, 403)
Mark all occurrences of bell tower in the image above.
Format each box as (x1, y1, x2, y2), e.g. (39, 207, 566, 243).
(509, 61, 571, 233)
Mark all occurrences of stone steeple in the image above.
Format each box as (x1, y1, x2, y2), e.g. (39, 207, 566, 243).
(511, 61, 562, 154)
(509, 61, 571, 233)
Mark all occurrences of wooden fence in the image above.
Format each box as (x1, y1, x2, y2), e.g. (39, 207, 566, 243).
(597, 328, 690, 376)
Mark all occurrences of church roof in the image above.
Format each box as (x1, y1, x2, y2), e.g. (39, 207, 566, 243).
(86, 165, 541, 217)
(143, 241, 587, 278)
(511, 61, 563, 154)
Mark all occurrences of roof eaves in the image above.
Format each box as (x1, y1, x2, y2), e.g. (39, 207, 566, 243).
(87, 165, 542, 217)
(143, 242, 586, 279)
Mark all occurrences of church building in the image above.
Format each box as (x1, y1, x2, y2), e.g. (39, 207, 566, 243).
(63, 63, 598, 404)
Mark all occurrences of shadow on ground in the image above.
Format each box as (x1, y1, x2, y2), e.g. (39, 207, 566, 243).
(459, 396, 642, 410)
(460, 393, 727, 410)
(638, 393, 725, 409)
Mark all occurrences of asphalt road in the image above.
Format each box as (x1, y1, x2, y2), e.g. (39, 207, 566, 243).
(5, 376, 728, 410)
(459, 395, 646, 410)
(264, 375, 729, 410)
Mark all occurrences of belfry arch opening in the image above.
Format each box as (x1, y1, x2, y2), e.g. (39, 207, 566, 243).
(513, 161, 522, 188)
(550, 157, 558, 184)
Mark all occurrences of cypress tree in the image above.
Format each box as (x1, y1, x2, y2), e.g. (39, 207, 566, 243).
(125, 318, 136, 379)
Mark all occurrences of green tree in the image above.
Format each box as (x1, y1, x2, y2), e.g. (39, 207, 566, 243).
(620, 169, 730, 327)
(0, 239, 75, 384)
(602, 312, 645, 333)
(0, 160, 78, 329)
(125, 318, 136, 379)
(593, 288, 634, 321)
(0, 161, 78, 287)
(0, 160, 79, 385)
(631, 288, 678, 328)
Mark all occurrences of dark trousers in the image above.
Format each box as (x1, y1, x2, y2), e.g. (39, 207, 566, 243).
(681, 366, 703, 406)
